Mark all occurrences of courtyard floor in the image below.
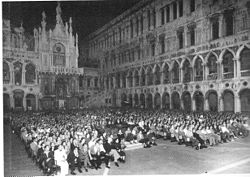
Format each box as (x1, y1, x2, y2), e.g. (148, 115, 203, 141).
(4, 123, 250, 176)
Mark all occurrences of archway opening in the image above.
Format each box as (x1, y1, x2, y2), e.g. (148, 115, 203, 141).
(13, 90, 24, 110)
(26, 94, 36, 111)
(162, 92, 170, 109)
(182, 91, 191, 112)
(239, 89, 250, 113)
(207, 90, 218, 112)
(223, 90, 234, 112)
(134, 93, 139, 107)
(146, 93, 153, 109)
(128, 94, 133, 107)
(193, 91, 204, 112)
(154, 93, 161, 109)
(172, 92, 180, 110)
(140, 93, 145, 108)
(3, 93, 10, 113)
(121, 93, 127, 107)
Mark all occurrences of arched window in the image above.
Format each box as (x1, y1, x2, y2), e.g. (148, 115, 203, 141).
(146, 67, 153, 86)
(25, 63, 36, 84)
(140, 69, 146, 86)
(14, 62, 22, 85)
(134, 70, 139, 87)
(53, 43, 65, 66)
(163, 64, 170, 84)
(154, 65, 161, 85)
(3, 62, 10, 84)
(194, 57, 203, 81)
(182, 60, 192, 83)
(207, 54, 217, 80)
(222, 51, 234, 79)
(240, 48, 250, 77)
(172, 61, 179, 83)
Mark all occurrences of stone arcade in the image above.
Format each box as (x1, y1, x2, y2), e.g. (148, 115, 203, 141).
(84, 0, 250, 113)
(3, 2, 87, 111)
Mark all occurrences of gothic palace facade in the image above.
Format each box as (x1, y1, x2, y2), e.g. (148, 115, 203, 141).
(85, 0, 250, 113)
(2, 3, 100, 112)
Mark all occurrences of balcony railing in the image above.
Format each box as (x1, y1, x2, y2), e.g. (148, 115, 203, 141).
(207, 73, 218, 80)
(183, 77, 191, 83)
(194, 76, 203, 81)
(223, 72, 234, 79)
(172, 78, 179, 84)
(241, 70, 250, 77)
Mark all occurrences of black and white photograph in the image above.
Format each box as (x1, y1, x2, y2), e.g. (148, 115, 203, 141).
(2, 0, 250, 176)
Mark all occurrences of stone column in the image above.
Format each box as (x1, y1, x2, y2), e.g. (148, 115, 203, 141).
(169, 93, 173, 109)
(179, 67, 183, 83)
(204, 98, 209, 111)
(180, 96, 184, 110)
(203, 64, 207, 80)
(22, 66, 25, 85)
(234, 94, 241, 113)
(219, 95, 224, 112)
(192, 98, 196, 111)
(36, 94, 39, 111)
(150, 9, 154, 30)
(184, 26, 188, 47)
(217, 61, 221, 80)
(104, 77, 107, 90)
(23, 93, 27, 111)
(234, 57, 240, 79)
(219, 15, 223, 38)
(9, 93, 14, 109)
(152, 94, 155, 109)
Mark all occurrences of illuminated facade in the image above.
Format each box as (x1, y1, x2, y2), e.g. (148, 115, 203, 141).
(3, 2, 84, 111)
(85, 0, 250, 112)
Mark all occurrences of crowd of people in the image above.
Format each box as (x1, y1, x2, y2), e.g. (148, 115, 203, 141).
(6, 108, 249, 176)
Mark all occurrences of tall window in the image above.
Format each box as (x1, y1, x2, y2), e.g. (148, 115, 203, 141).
(159, 36, 165, 54)
(179, 0, 183, 17)
(119, 27, 122, 43)
(188, 25, 196, 46)
(190, 0, 195, 12)
(161, 8, 165, 25)
(25, 63, 36, 84)
(130, 20, 133, 38)
(151, 43, 155, 56)
(140, 15, 144, 33)
(53, 43, 65, 66)
(3, 62, 10, 84)
(222, 51, 234, 79)
(87, 78, 91, 88)
(136, 17, 139, 36)
(224, 10, 234, 36)
(173, 2, 177, 20)
(153, 9, 156, 28)
(14, 62, 22, 85)
(211, 17, 219, 40)
(177, 29, 184, 49)
(147, 10, 151, 30)
(166, 5, 170, 23)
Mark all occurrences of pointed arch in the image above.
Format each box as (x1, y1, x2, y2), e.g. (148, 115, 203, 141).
(222, 50, 234, 79)
(172, 61, 180, 83)
(182, 59, 192, 83)
(206, 52, 218, 80)
(154, 64, 161, 85)
(25, 63, 36, 84)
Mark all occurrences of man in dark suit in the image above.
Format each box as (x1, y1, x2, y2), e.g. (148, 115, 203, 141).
(67, 147, 82, 175)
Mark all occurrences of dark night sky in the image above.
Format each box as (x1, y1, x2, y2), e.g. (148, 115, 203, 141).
(2, 0, 141, 43)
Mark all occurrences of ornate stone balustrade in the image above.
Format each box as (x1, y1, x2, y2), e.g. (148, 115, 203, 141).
(3, 48, 39, 60)
(39, 66, 84, 75)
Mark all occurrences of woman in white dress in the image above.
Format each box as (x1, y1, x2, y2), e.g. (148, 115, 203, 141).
(54, 144, 69, 176)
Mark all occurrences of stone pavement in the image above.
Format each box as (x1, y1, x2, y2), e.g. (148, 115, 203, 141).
(4, 123, 250, 176)
(4, 124, 43, 177)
